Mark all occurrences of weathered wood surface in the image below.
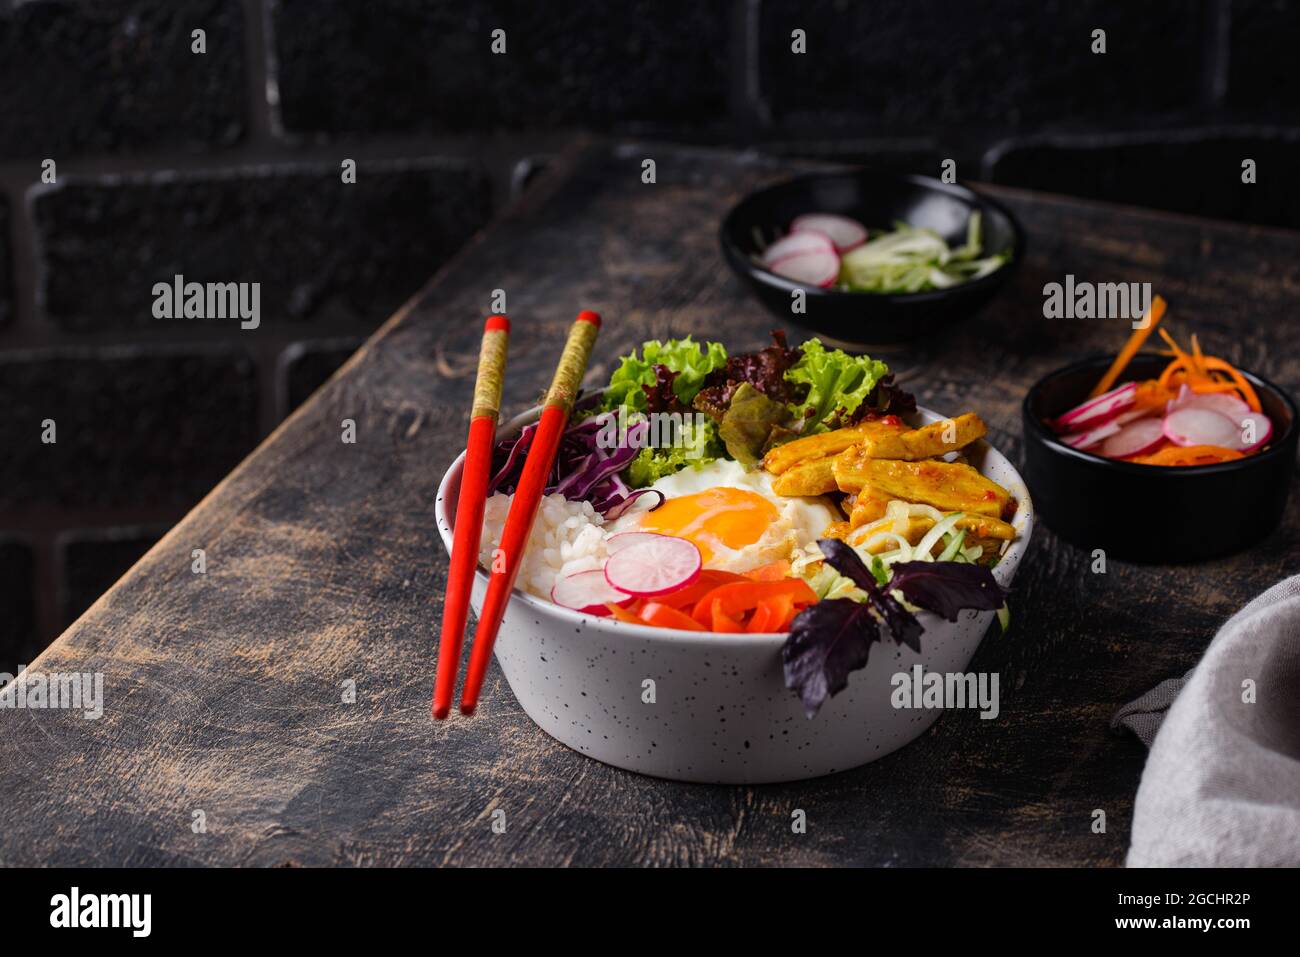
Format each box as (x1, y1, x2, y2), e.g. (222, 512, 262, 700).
(1, 139, 1296, 867)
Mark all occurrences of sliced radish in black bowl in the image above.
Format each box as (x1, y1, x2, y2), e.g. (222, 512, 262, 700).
(719, 171, 1023, 347)
(789, 213, 867, 252)
(1023, 354, 1297, 562)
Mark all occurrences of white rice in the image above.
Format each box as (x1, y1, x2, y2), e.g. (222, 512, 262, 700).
(479, 493, 609, 600)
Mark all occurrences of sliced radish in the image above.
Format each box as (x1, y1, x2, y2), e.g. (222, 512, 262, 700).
(604, 535, 701, 597)
(605, 531, 663, 554)
(760, 230, 834, 266)
(769, 249, 840, 288)
(1233, 411, 1273, 452)
(1163, 407, 1239, 448)
(1060, 419, 1122, 450)
(1100, 417, 1166, 458)
(1168, 386, 1252, 421)
(790, 213, 867, 253)
(551, 569, 630, 615)
(1110, 407, 1157, 428)
(1052, 382, 1137, 433)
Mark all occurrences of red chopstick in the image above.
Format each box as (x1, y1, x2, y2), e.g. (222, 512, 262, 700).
(433, 315, 511, 720)
(459, 310, 602, 716)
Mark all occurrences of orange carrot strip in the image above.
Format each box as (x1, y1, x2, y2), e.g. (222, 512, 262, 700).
(1189, 379, 1242, 395)
(746, 597, 788, 634)
(765, 592, 797, 632)
(693, 580, 817, 622)
(745, 604, 773, 633)
(709, 600, 743, 633)
(1158, 357, 1189, 390)
(1198, 358, 1262, 411)
(653, 570, 749, 609)
(1158, 328, 1210, 387)
(1132, 380, 1175, 411)
(1134, 444, 1245, 467)
(1089, 295, 1167, 398)
(1158, 327, 1189, 363)
(640, 601, 705, 631)
(744, 560, 792, 582)
(606, 601, 649, 625)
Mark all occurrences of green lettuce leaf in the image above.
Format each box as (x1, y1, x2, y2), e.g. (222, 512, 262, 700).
(625, 416, 723, 487)
(784, 339, 889, 434)
(604, 337, 728, 413)
(718, 383, 792, 468)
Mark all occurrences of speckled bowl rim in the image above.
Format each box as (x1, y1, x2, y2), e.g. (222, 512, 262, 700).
(435, 400, 1034, 647)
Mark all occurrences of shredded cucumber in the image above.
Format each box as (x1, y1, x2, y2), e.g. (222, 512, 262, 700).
(849, 508, 987, 576)
(914, 511, 965, 560)
(863, 532, 913, 558)
(838, 213, 1009, 294)
(937, 527, 967, 562)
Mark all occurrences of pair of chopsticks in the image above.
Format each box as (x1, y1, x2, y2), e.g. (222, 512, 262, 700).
(433, 310, 602, 719)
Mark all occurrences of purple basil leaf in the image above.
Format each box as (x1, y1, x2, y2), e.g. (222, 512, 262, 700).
(873, 590, 922, 652)
(817, 538, 923, 651)
(887, 561, 1009, 622)
(782, 599, 881, 718)
(816, 538, 877, 591)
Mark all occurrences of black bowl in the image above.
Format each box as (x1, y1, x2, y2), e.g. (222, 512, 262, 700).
(719, 171, 1023, 347)
(1022, 354, 1298, 562)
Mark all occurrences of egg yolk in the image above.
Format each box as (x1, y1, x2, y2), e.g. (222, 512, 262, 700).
(638, 487, 779, 563)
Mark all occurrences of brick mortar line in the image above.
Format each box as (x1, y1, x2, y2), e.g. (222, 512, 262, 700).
(729, 0, 769, 132)
(2, 515, 180, 648)
(0, 135, 508, 183)
(28, 531, 59, 657)
(0, 508, 183, 531)
(1203, 0, 1232, 109)
(0, 132, 571, 349)
(251, 330, 283, 436)
(978, 122, 1300, 180)
(243, 0, 276, 145)
(0, 314, 380, 354)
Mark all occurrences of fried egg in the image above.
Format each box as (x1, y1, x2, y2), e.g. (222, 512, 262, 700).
(608, 458, 838, 573)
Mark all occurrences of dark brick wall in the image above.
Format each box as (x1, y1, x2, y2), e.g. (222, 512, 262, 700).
(0, 0, 246, 157)
(271, 0, 731, 135)
(0, 347, 259, 509)
(985, 131, 1300, 229)
(0, 194, 10, 328)
(0, 540, 36, 670)
(280, 338, 366, 417)
(34, 160, 488, 332)
(0, 0, 1296, 667)
(1227, 0, 1300, 112)
(759, 0, 1204, 129)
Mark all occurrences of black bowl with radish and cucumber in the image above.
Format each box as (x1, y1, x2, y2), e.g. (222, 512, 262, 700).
(719, 171, 1022, 347)
(1022, 354, 1297, 563)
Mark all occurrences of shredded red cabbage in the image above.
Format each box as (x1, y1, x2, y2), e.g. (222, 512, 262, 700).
(487, 411, 664, 518)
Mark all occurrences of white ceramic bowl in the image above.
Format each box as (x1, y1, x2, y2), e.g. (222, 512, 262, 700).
(436, 404, 1034, 784)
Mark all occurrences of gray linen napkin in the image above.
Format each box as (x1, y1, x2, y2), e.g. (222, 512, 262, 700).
(1111, 573, 1300, 867)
